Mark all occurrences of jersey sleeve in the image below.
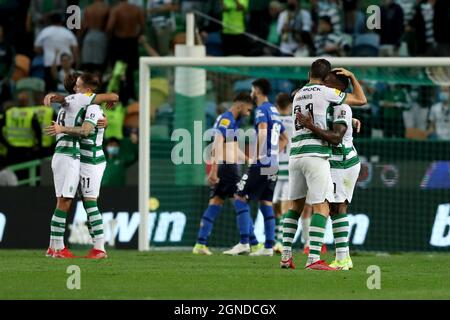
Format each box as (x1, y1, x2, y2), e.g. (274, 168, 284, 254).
(215, 115, 233, 138)
(333, 104, 352, 128)
(255, 108, 268, 126)
(324, 86, 347, 105)
(84, 104, 103, 127)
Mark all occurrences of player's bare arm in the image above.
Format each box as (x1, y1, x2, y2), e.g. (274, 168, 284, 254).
(44, 93, 65, 105)
(279, 131, 288, 153)
(333, 68, 367, 106)
(45, 121, 95, 138)
(296, 112, 346, 145)
(43, 93, 119, 108)
(257, 122, 268, 162)
(93, 93, 119, 109)
(208, 133, 223, 186)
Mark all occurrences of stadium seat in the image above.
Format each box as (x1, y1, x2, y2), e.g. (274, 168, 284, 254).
(30, 55, 45, 80)
(205, 32, 223, 57)
(352, 33, 380, 57)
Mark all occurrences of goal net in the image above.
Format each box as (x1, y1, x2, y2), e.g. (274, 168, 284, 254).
(138, 57, 450, 252)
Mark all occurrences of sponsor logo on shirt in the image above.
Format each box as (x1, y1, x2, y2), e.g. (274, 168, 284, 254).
(219, 118, 230, 128)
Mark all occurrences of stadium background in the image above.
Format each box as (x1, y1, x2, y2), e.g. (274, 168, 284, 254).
(0, 0, 449, 254)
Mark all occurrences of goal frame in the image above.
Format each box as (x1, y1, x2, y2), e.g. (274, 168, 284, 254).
(138, 56, 450, 251)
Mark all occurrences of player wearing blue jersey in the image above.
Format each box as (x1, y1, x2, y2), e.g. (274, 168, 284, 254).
(223, 79, 288, 256)
(193, 93, 255, 255)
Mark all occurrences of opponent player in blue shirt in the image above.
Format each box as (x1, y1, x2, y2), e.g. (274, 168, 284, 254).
(193, 93, 256, 255)
(224, 79, 289, 256)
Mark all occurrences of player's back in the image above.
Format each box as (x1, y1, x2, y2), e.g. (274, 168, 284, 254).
(254, 102, 284, 167)
(55, 93, 97, 157)
(291, 83, 346, 159)
(330, 103, 359, 169)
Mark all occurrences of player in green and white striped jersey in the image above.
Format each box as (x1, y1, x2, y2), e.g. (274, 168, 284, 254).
(44, 73, 118, 258)
(280, 59, 367, 270)
(296, 70, 362, 271)
(50, 102, 107, 259)
(272, 93, 294, 253)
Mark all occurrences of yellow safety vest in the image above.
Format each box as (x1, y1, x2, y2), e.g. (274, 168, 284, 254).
(3, 107, 37, 148)
(104, 102, 125, 140)
(222, 0, 249, 35)
(33, 106, 55, 147)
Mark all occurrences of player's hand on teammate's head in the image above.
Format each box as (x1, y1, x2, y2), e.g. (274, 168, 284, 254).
(333, 67, 353, 78)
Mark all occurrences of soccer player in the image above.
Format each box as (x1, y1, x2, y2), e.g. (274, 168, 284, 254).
(44, 73, 118, 258)
(223, 79, 288, 256)
(45, 75, 108, 259)
(192, 92, 255, 255)
(296, 70, 361, 270)
(272, 93, 294, 254)
(281, 59, 366, 270)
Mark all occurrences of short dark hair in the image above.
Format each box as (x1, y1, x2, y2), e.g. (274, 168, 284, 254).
(233, 92, 253, 104)
(60, 53, 72, 61)
(49, 12, 63, 25)
(310, 59, 332, 80)
(106, 137, 120, 145)
(64, 72, 81, 94)
(276, 93, 292, 110)
(252, 78, 271, 96)
(79, 73, 100, 92)
(325, 70, 350, 92)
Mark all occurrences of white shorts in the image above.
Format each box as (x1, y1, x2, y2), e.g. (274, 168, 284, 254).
(288, 157, 334, 204)
(52, 153, 80, 198)
(79, 162, 106, 198)
(273, 179, 289, 203)
(331, 162, 361, 203)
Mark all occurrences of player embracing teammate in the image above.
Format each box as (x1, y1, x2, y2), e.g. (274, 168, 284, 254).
(44, 73, 118, 259)
(281, 59, 367, 270)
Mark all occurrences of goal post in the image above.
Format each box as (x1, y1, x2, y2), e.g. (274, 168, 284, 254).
(138, 57, 450, 252)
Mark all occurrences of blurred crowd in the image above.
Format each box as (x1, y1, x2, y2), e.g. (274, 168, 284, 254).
(0, 0, 449, 185)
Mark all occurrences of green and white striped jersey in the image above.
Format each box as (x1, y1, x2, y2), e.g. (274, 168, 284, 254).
(278, 114, 294, 180)
(55, 93, 96, 158)
(80, 104, 106, 165)
(290, 84, 346, 159)
(330, 104, 359, 169)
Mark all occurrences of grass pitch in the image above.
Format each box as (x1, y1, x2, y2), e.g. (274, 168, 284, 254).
(0, 249, 449, 300)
